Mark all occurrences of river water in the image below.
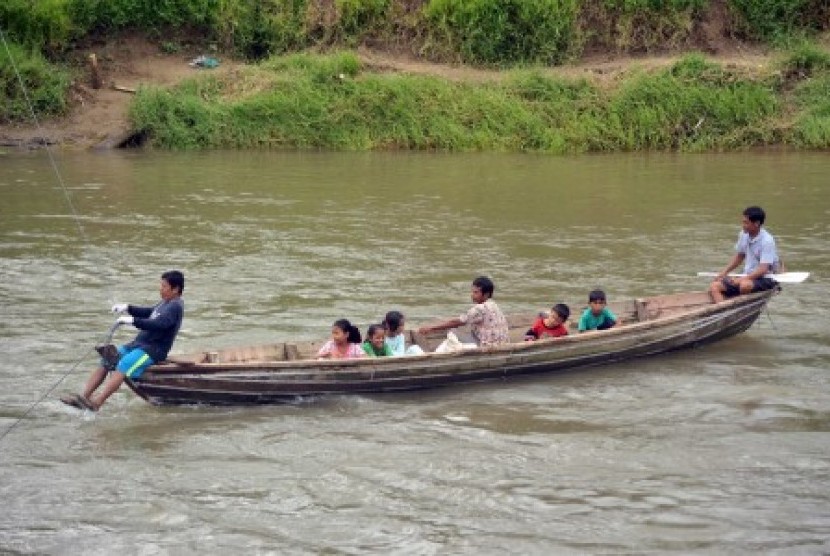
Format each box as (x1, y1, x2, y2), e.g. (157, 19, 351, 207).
(0, 150, 828, 554)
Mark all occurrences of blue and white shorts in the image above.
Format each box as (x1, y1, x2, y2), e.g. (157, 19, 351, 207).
(101, 345, 155, 379)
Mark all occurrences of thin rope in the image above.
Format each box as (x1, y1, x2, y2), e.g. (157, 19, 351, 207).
(0, 347, 94, 443)
(764, 305, 777, 331)
(0, 323, 120, 443)
(0, 26, 105, 444)
(0, 26, 89, 243)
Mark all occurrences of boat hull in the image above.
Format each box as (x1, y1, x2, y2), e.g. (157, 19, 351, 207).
(126, 290, 774, 406)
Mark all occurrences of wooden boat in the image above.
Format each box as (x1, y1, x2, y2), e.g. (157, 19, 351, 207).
(125, 289, 777, 406)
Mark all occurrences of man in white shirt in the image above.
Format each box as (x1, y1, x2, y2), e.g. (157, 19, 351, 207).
(710, 206, 782, 303)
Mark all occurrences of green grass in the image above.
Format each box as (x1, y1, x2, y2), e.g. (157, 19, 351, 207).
(790, 74, 830, 147)
(0, 41, 71, 124)
(1, 0, 827, 63)
(128, 51, 809, 152)
(727, 0, 827, 42)
(424, 0, 579, 65)
(600, 54, 779, 150)
(778, 41, 830, 77)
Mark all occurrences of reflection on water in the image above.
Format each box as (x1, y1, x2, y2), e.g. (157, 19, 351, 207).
(1, 150, 829, 553)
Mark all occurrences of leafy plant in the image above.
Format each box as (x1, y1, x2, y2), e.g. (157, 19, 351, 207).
(778, 41, 830, 78)
(791, 74, 830, 147)
(160, 41, 180, 54)
(0, 0, 74, 53)
(335, 0, 391, 41)
(0, 42, 70, 123)
(424, 0, 578, 65)
(728, 0, 828, 41)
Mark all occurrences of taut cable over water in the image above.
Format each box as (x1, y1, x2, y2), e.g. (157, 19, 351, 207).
(0, 27, 88, 244)
(0, 26, 115, 443)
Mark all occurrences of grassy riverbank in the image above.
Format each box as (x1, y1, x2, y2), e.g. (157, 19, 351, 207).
(1, 0, 829, 150)
(127, 48, 830, 152)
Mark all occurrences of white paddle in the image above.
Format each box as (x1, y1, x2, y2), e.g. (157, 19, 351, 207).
(697, 271, 810, 284)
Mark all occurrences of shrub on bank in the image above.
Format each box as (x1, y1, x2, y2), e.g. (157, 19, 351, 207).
(334, 0, 393, 43)
(423, 0, 578, 65)
(0, 42, 70, 124)
(792, 76, 830, 148)
(0, 0, 74, 54)
(1, 0, 219, 52)
(2, 0, 829, 63)
(783, 44, 830, 148)
(778, 41, 830, 78)
(67, 0, 218, 32)
(579, 0, 706, 53)
(728, 0, 829, 41)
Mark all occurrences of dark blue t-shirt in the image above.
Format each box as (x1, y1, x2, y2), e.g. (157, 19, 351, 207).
(125, 298, 184, 362)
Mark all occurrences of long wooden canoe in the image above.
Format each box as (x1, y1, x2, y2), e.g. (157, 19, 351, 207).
(125, 289, 776, 406)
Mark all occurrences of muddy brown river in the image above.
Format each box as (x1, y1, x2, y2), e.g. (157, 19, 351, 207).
(1, 150, 828, 553)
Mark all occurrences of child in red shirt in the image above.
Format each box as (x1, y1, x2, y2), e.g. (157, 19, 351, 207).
(524, 303, 570, 341)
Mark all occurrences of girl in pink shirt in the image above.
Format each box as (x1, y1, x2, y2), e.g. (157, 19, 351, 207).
(317, 319, 366, 360)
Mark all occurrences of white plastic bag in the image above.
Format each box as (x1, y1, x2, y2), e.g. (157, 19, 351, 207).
(434, 331, 477, 353)
(434, 331, 464, 353)
(405, 345, 425, 356)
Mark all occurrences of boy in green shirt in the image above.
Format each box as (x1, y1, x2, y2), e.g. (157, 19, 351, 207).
(578, 289, 618, 332)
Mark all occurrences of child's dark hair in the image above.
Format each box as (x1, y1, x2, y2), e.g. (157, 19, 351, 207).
(383, 310, 404, 332)
(472, 276, 495, 297)
(366, 324, 385, 339)
(588, 289, 606, 303)
(333, 319, 362, 343)
(743, 205, 766, 225)
(162, 270, 185, 293)
(552, 303, 570, 320)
